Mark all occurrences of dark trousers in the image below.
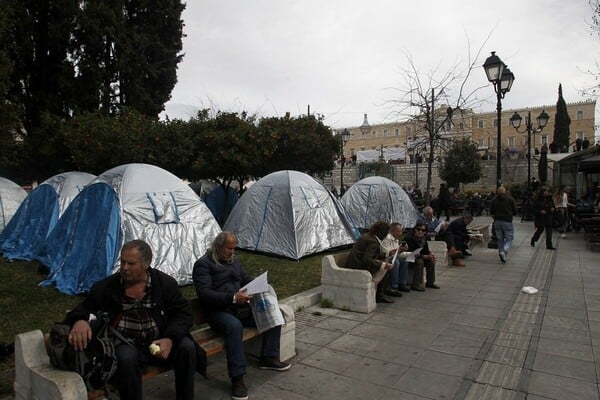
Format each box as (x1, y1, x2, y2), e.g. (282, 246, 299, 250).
(208, 308, 281, 378)
(532, 214, 553, 248)
(409, 258, 435, 288)
(114, 335, 197, 400)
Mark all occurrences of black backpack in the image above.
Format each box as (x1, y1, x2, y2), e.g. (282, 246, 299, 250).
(49, 313, 131, 390)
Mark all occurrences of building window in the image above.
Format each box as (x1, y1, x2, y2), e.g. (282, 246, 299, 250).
(507, 136, 515, 146)
(576, 131, 585, 140)
(395, 128, 399, 136)
(459, 122, 464, 130)
(478, 120, 484, 128)
(541, 135, 548, 145)
(383, 129, 388, 137)
(407, 126, 411, 135)
(577, 110, 584, 120)
(372, 131, 376, 138)
(361, 132, 366, 139)
(477, 139, 485, 148)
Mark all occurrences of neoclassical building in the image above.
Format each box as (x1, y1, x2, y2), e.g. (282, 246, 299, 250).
(337, 100, 596, 163)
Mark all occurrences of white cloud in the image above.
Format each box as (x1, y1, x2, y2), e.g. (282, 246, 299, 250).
(164, 0, 599, 138)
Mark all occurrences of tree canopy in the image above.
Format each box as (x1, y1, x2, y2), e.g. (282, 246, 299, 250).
(439, 137, 483, 191)
(552, 84, 571, 153)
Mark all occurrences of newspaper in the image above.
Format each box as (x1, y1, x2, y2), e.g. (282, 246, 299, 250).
(241, 271, 270, 295)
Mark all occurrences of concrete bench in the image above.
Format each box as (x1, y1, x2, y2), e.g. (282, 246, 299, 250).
(321, 252, 376, 313)
(14, 300, 296, 400)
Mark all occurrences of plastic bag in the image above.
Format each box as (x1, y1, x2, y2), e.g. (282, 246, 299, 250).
(250, 285, 285, 333)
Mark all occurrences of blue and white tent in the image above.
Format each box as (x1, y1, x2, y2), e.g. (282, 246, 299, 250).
(36, 163, 221, 295)
(0, 177, 27, 235)
(340, 176, 420, 230)
(0, 172, 95, 260)
(224, 170, 357, 259)
(190, 180, 239, 226)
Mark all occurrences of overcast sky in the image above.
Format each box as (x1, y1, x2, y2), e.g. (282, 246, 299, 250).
(163, 0, 599, 133)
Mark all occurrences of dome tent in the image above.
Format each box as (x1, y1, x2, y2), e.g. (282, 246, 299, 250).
(224, 170, 358, 259)
(340, 176, 420, 229)
(0, 177, 27, 235)
(189, 179, 239, 225)
(0, 172, 96, 260)
(36, 163, 221, 295)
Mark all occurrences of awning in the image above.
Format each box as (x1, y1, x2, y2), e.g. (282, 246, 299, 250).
(578, 155, 600, 173)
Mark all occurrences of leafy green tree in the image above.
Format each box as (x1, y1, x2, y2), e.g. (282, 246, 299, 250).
(4, 0, 185, 178)
(0, 4, 25, 180)
(62, 109, 197, 177)
(439, 137, 482, 192)
(539, 145, 548, 184)
(552, 84, 571, 153)
(257, 114, 338, 176)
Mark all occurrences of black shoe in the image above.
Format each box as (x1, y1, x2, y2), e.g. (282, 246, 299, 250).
(426, 283, 440, 289)
(376, 295, 395, 303)
(231, 376, 248, 400)
(411, 285, 425, 292)
(398, 285, 411, 292)
(530, 238, 535, 247)
(258, 357, 291, 371)
(547, 247, 557, 250)
(385, 289, 403, 297)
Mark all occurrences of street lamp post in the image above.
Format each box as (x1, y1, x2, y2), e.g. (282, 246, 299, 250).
(509, 110, 550, 188)
(339, 128, 351, 194)
(483, 51, 515, 188)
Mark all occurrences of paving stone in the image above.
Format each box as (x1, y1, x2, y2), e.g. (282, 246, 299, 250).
(532, 352, 597, 383)
(328, 333, 424, 366)
(413, 350, 473, 377)
(474, 361, 522, 389)
(463, 383, 519, 400)
(393, 367, 463, 399)
(313, 316, 364, 333)
(484, 345, 528, 367)
(538, 325, 591, 344)
(527, 371, 599, 400)
(295, 326, 344, 346)
(494, 331, 533, 350)
(536, 337, 594, 361)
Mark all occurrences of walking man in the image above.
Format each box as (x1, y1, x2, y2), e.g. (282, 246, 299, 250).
(489, 186, 517, 263)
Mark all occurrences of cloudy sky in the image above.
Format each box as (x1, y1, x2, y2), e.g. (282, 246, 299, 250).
(163, 0, 599, 132)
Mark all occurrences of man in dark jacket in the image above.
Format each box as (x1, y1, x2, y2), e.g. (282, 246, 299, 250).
(193, 232, 290, 400)
(489, 186, 517, 263)
(345, 221, 396, 303)
(65, 240, 205, 400)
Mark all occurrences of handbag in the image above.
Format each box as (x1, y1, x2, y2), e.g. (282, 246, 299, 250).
(49, 312, 133, 390)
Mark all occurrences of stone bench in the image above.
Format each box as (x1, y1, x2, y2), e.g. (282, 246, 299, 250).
(321, 252, 376, 313)
(14, 299, 296, 400)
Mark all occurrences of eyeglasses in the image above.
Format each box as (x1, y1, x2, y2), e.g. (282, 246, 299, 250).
(415, 228, 426, 232)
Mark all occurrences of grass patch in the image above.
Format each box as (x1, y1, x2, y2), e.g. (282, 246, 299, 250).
(319, 298, 334, 308)
(0, 249, 328, 396)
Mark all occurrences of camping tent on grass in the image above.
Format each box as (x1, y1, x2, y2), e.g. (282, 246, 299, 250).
(36, 163, 221, 295)
(0, 172, 96, 260)
(189, 180, 239, 225)
(223, 170, 357, 259)
(0, 178, 27, 235)
(340, 176, 420, 229)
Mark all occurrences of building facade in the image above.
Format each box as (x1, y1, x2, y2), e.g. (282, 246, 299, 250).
(337, 100, 596, 163)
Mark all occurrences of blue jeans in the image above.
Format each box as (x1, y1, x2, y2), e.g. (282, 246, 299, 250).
(389, 259, 408, 288)
(494, 220, 514, 254)
(208, 308, 281, 378)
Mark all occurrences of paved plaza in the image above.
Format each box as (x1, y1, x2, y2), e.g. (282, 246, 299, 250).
(130, 218, 600, 399)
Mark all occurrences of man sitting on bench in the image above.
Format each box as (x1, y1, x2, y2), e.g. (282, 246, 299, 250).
(419, 206, 462, 260)
(64, 239, 206, 400)
(193, 232, 290, 400)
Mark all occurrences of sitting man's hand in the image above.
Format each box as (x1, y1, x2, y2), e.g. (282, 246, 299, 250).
(69, 320, 92, 351)
(150, 338, 173, 360)
(384, 262, 394, 270)
(234, 288, 252, 304)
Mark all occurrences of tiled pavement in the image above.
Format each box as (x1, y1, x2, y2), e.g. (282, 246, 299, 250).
(141, 217, 600, 399)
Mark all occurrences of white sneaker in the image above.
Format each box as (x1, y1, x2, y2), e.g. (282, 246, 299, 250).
(560, 233, 566, 239)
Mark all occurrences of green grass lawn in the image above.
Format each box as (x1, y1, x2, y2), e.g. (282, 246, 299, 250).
(0, 249, 329, 396)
